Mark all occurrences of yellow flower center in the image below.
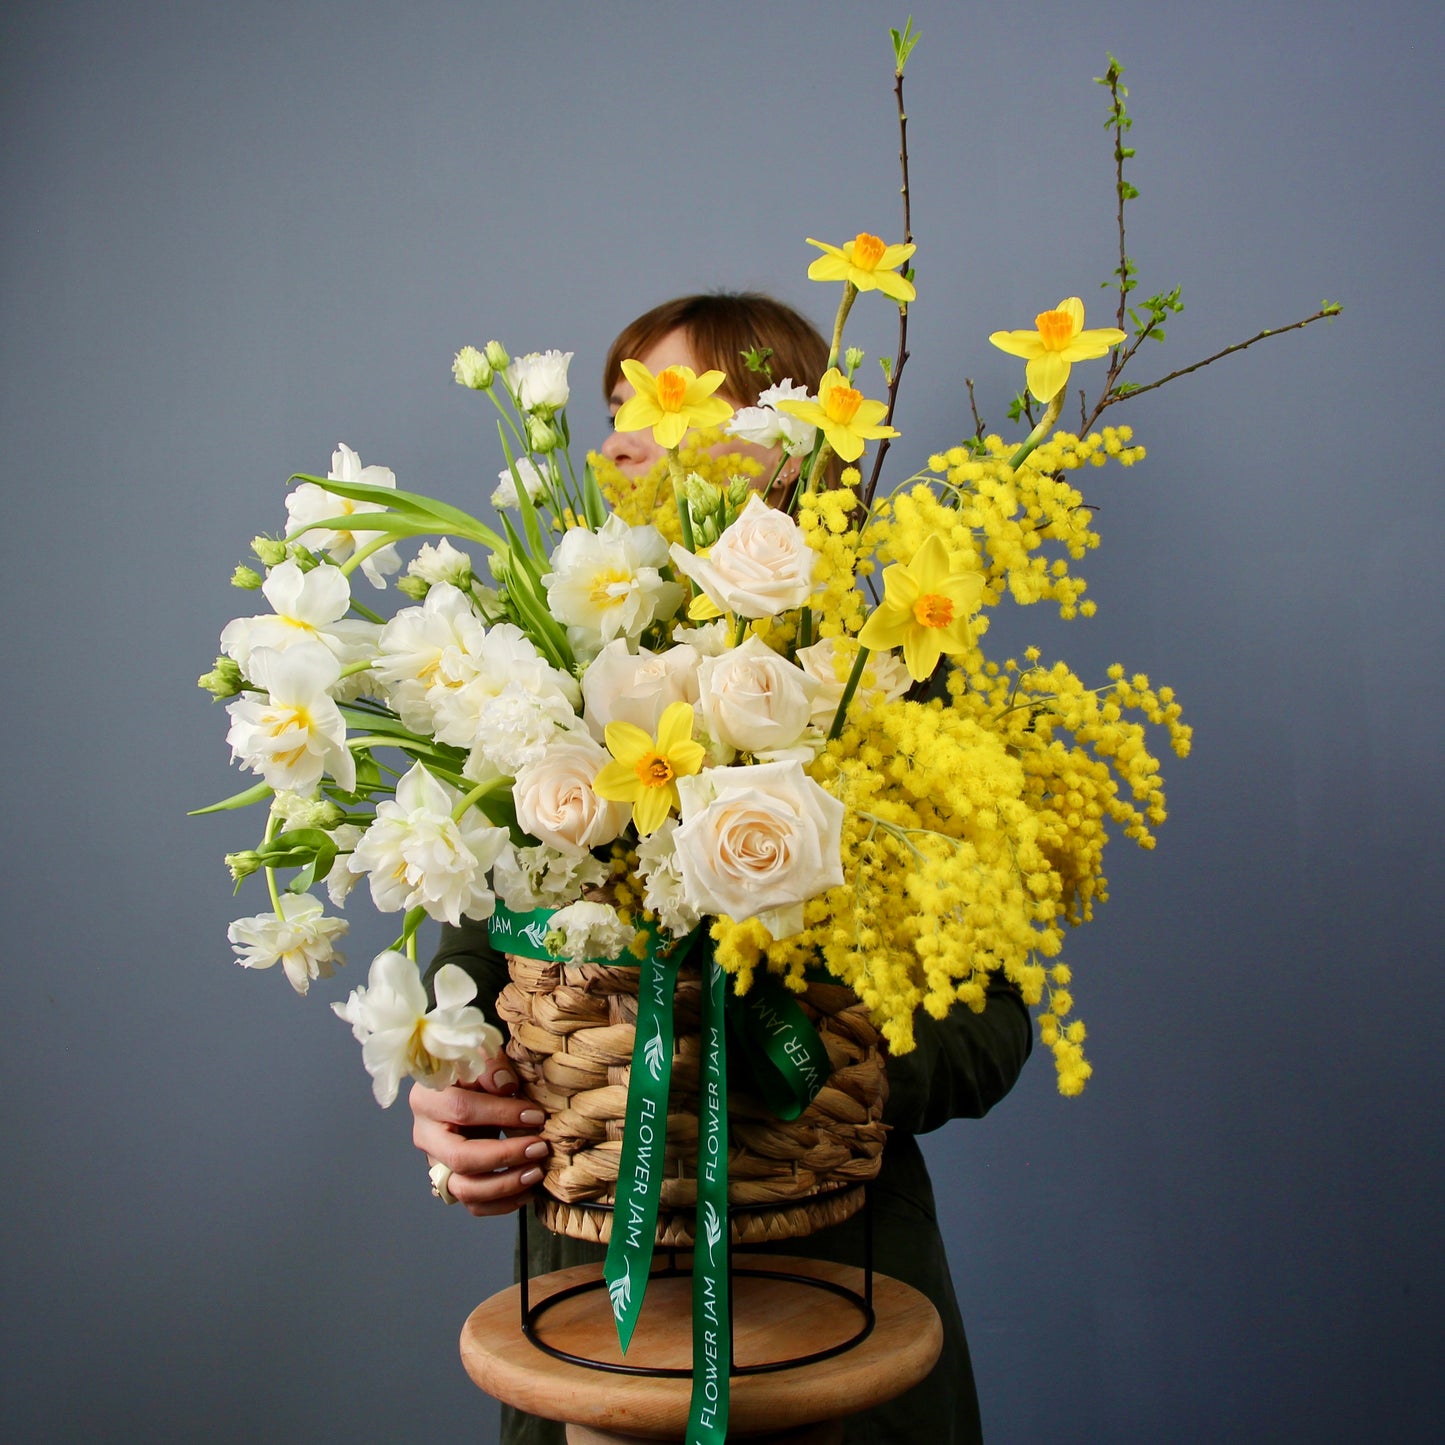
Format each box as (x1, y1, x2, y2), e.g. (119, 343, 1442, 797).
(913, 593, 955, 629)
(588, 568, 631, 605)
(634, 752, 675, 788)
(406, 1021, 438, 1076)
(656, 367, 689, 412)
(1035, 310, 1076, 351)
(824, 384, 864, 426)
(851, 232, 886, 270)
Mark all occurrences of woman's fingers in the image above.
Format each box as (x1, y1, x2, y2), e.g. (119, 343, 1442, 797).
(409, 1078, 546, 1134)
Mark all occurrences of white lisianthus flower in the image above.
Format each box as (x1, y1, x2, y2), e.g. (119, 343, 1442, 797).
(505, 350, 573, 413)
(543, 515, 684, 656)
(491, 843, 608, 913)
(635, 819, 702, 937)
(491, 458, 548, 510)
(725, 379, 819, 456)
(512, 734, 628, 854)
(544, 901, 637, 965)
(407, 538, 474, 589)
(219, 560, 378, 680)
(581, 639, 700, 740)
(796, 637, 911, 729)
(324, 823, 365, 907)
(284, 444, 401, 590)
(228, 892, 349, 995)
(697, 635, 819, 755)
(673, 760, 845, 940)
(226, 642, 356, 793)
(332, 951, 502, 1107)
(347, 763, 509, 925)
(669, 495, 817, 620)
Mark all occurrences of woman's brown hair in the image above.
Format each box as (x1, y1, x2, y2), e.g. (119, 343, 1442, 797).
(603, 293, 830, 409)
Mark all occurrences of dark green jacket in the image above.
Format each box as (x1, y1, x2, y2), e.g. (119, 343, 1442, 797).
(430, 919, 1032, 1444)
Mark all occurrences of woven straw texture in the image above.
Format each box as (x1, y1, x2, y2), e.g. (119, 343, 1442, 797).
(496, 954, 888, 1247)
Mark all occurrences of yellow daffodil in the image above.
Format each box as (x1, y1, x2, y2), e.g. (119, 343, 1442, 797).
(612, 359, 734, 450)
(988, 296, 1126, 402)
(775, 368, 898, 463)
(806, 232, 917, 304)
(592, 701, 706, 835)
(856, 533, 984, 681)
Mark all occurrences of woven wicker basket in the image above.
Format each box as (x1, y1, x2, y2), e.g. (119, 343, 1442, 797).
(495, 953, 888, 1248)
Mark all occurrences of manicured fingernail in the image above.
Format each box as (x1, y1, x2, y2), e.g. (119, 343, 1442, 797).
(519, 1109, 545, 1126)
(524, 1142, 548, 1160)
(520, 1167, 543, 1186)
(494, 1069, 518, 1091)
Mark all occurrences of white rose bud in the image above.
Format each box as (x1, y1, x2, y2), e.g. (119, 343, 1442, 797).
(669, 494, 817, 619)
(512, 734, 628, 855)
(697, 636, 818, 754)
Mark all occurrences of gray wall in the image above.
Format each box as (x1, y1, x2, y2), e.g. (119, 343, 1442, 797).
(4, 1, 1439, 1440)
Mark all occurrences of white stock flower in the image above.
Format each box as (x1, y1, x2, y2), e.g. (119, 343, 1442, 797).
(581, 639, 700, 740)
(673, 760, 845, 940)
(725, 379, 819, 456)
(635, 819, 702, 937)
(226, 642, 356, 793)
(491, 458, 548, 509)
(696, 635, 819, 754)
(228, 892, 348, 995)
(407, 539, 474, 589)
(219, 560, 378, 678)
(513, 734, 628, 854)
(346, 764, 508, 925)
(669, 495, 817, 620)
(491, 843, 608, 912)
(506, 350, 573, 413)
(332, 951, 502, 1107)
(285, 445, 402, 590)
(543, 515, 684, 655)
(795, 637, 911, 729)
(544, 901, 637, 965)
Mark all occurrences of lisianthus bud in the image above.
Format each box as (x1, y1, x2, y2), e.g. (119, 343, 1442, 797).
(286, 543, 320, 571)
(683, 473, 721, 513)
(452, 345, 493, 389)
(726, 477, 753, 508)
(484, 339, 510, 370)
(231, 564, 264, 590)
(198, 656, 245, 698)
(225, 850, 263, 881)
(527, 417, 560, 453)
(252, 536, 288, 566)
(395, 574, 430, 600)
(844, 346, 866, 374)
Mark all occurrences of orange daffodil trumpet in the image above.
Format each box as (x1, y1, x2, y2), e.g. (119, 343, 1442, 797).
(857, 533, 986, 681)
(989, 296, 1126, 403)
(591, 700, 707, 836)
(807, 232, 917, 304)
(776, 368, 898, 464)
(612, 358, 733, 450)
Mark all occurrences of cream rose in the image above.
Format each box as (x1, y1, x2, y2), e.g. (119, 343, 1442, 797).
(673, 760, 844, 939)
(581, 639, 700, 739)
(696, 636, 819, 754)
(796, 637, 911, 729)
(669, 494, 817, 619)
(512, 735, 628, 854)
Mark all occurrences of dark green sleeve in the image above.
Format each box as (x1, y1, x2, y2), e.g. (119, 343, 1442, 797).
(425, 917, 509, 1022)
(880, 980, 1033, 1134)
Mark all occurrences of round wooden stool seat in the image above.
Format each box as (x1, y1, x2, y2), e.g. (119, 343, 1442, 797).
(460, 1253, 942, 1442)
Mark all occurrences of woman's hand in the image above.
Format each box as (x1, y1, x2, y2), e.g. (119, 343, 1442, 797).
(409, 1054, 549, 1217)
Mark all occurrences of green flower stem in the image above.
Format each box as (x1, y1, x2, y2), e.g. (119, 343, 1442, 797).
(484, 384, 529, 455)
(339, 533, 396, 581)
(827, 642, 872, 741)
(263, 813, 283, 913)
(670, 454, 697, 553)
(338, 659, 374, 679)
(1006, 388, 1066, 471)
(827, 283, 858, 371)
(451, 777, 505, 822)
(733, 613, 748, 647)
(797, 606, 813, 653)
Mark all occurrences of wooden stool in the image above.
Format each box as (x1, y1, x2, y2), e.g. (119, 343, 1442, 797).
(460, 1253, 942, 1442)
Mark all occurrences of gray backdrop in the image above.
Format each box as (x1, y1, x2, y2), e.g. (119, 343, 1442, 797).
(4, 1, 1440, 1440)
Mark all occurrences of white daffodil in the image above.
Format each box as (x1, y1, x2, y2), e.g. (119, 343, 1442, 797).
(332, 951, 502, 1107)
(285, 444, 401, 590)
(324, 823, 365, 907)
(491, 458, 548, 510)
(226, 642, 356, 793)
(346, 763, 508, 925)
(228, 892, 348, 995)
(219, 560, 378, 679)
(371, 583, 490, 734)
(725, 379, 819, 456)
(505, 350, 572, 414)
(542, 515, 683, 657)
